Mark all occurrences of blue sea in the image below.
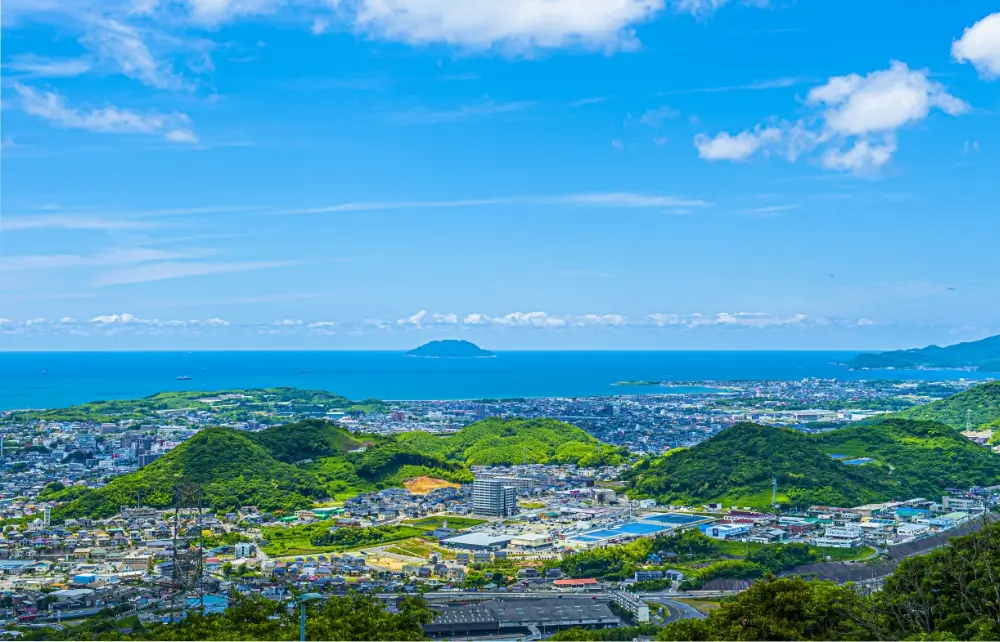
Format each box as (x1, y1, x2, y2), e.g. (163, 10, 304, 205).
(0, 351, 993, 411)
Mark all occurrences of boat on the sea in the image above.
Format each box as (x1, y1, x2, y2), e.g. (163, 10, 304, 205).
(176, 375, 192, 381)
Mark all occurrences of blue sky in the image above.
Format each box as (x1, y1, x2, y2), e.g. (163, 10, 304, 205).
(2, 0, 999, 350)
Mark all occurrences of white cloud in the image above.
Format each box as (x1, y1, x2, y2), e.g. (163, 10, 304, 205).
(11, 83, 197, 142)
(674, 0, 745, 17)
(307, 321, 337, 328)
(1, 247, 199, 272)
(164, 128, 200, 143)
(821, 139, 896, 172)
(639, 105, 679, 127)
(694, 61, 967, 172)
(81, 18, 190, 91)
(807, 61, 968, 136)
(647, 312, 811, 328)
(345, 0, 665, 52)
(739, 204, 799, 215)
(311, 17, 330, 34)
(286, 191, 710, 215)
(184, 0, 285, 25)
(491, 312, 567, 328)
(277, 318, 303, 326)
(392, 100, 534, 125)
(1, 216, 157, 232)
(575, 314, 627, 326)
(93, 260, 299, 286)
(952, 12, 1000, 80)
(89, 313, 146, 324)
(5, 55, 92, 77)
(694, 126, 781, 161)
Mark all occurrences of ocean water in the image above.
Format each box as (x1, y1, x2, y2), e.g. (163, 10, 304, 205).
(0, 350, 992, 411)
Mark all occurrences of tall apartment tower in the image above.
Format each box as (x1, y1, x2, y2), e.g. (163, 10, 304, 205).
(473, 478, 519, 517)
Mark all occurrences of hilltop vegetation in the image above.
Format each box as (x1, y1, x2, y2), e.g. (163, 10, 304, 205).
(50, 417, 619, 518)
(626, 419, 1000, 509)
(849, 333, 1000, 371)
(624, 423, 891, 509)
(249, 418, 364, 463)
(813, 418, 1000, 496)
(52, 426, 327, 519)
(394, 418, 625, 467)
(894, 381, 1000, 428)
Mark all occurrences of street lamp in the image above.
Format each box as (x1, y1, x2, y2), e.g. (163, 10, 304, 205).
(298, 592, 323, 642)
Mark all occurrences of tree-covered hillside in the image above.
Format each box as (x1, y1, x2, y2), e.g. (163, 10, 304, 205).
(248, 418, 364, 463)
(624, 423, 892, 509)
(895, 381, 1000, 428)
(395, 418, 626, 467)
(48, 417, 620, 519)
(813, 418, 1000, 496)
(52, 427, 326, 519)
(625, 419, 1000, 509)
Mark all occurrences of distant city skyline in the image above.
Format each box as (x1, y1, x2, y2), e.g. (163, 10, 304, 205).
(2, 1, 999, 350)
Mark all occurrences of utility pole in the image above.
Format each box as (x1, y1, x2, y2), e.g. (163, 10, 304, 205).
(772, 475, 778, 508)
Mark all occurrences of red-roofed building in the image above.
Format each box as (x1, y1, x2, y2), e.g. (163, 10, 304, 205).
(552, 577, 598, 586)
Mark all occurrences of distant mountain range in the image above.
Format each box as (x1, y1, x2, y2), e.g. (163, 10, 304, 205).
(406, 339, 494, 358)
(849, 334, 1000, 372)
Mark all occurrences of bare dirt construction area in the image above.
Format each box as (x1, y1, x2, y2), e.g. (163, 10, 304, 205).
(403, 476, 459, 494)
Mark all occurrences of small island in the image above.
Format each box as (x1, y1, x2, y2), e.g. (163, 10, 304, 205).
(406, 340, 495, 358)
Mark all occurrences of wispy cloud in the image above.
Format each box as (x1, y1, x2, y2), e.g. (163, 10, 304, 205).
(93, 260, 300, 286)
(659, 76, 806, 96)
(571, 96, 607, 107)
(739, 204, 799, 215)
(391, 100, 535, 125)
(1, 247, 203, 272)
(11, 83, 198, 143)
(4, 55, 92, 77)
(1, 215, 157, 232)
(283, 192, 711, 215)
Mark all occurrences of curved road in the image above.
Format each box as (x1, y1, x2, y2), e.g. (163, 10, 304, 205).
(644, 596, 707, 622)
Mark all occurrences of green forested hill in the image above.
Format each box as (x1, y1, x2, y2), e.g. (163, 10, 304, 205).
(395, 418, 625, 467)
(624, 423, 891, 509)
(894, 381, 1000, 428)
(249, 418, 364, 463)
(813, 418, 1000, 497)
(625, 419, 1000, 509)
(49, 417, 619, 519)
(52, 427, 327, 518)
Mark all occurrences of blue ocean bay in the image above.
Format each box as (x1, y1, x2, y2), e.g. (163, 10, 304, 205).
(0, 350, 992, 411)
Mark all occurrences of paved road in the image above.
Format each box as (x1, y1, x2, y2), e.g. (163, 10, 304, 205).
(644, 596, 707, 622)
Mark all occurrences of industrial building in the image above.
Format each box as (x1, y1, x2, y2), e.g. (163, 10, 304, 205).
(423, 598, 620, 637)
